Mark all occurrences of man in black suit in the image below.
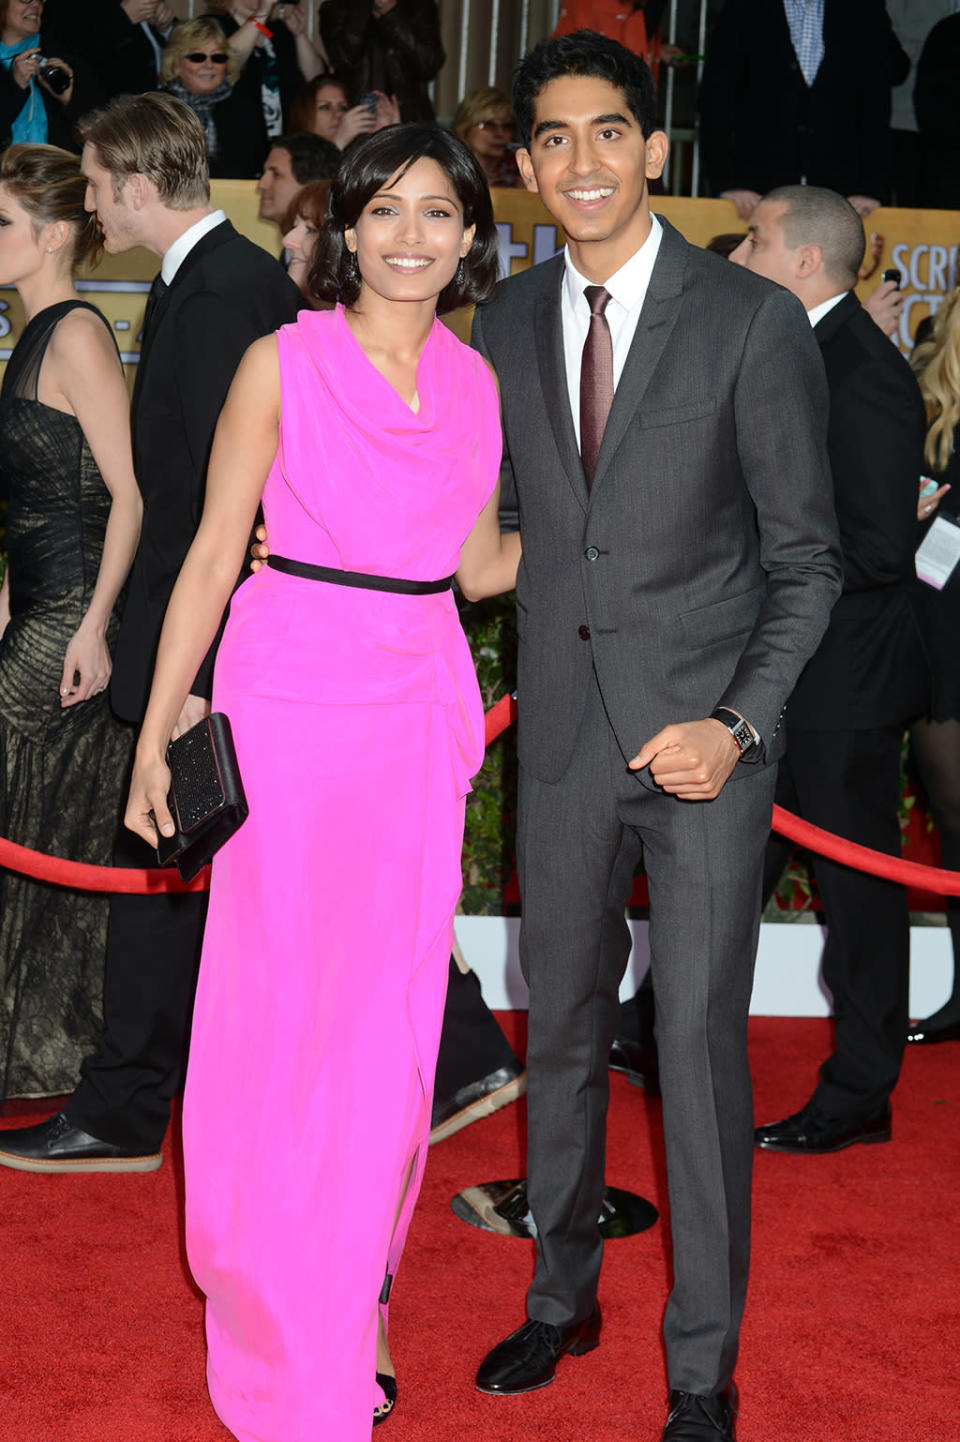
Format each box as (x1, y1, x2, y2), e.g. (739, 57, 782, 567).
(471, 33, 842, 1441)
(698, 0, 898, 222)
(42, 0, 174, 100)
(732, 185, 928, 1155)
(0, 93, 300, 1175)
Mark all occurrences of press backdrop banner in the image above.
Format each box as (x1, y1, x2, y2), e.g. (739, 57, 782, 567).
(1, 187, 956, 375)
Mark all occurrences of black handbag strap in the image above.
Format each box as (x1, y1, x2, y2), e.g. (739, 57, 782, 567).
(267, 554, 454, 595)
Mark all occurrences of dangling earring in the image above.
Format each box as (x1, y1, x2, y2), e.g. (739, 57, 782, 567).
(455, 259, 465, 284)
(347, 250, 359, 280)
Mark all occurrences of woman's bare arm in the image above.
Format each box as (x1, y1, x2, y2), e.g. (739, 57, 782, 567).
(125, 333, 282, 845)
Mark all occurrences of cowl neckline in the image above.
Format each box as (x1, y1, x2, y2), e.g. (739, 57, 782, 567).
(308, 303, 441, 433)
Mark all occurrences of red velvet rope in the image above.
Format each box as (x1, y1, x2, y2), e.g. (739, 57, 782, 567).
(1, 694, 958, 897)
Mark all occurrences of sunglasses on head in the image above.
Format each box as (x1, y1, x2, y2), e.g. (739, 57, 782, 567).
(184, 52, 228, 63)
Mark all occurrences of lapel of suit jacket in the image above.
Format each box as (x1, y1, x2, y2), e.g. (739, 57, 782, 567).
(533, 254, 589, 513)
(588, 216, 688, 497)
(812, 289, 858, 351)
(132, 219, 236, 418)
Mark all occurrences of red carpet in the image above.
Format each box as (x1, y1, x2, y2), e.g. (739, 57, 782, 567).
(1, 1017, 957, 1442)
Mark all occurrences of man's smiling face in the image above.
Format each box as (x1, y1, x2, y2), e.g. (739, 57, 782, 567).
(517, 74, 667, 276)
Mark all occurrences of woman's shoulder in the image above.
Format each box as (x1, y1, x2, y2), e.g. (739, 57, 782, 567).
(434, 318, 498, 393)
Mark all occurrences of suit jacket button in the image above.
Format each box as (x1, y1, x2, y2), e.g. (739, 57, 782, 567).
(578, 624, 591, 640)
(584, 546, 600, 561)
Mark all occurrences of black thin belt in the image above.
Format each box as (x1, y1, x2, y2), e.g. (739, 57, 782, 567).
(267, 554, 454, 595)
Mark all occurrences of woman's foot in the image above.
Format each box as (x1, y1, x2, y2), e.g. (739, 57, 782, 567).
(373, 1311, 397, 1426)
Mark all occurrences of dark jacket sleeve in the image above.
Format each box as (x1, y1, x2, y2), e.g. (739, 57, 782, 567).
(318, 0, 372, 72)
(170, 289, 267, 698)
(827, 357, 925, 594)
(471, 305, 518, 534)
(850, 0, 892, 201)
(914, 17, 960, 136)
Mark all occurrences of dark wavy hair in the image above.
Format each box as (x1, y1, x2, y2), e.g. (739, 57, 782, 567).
(513, 30, 658, 149)
(309, 124, 499, 316)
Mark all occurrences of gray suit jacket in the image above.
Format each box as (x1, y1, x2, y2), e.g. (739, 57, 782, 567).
(471, 218, 843, 786)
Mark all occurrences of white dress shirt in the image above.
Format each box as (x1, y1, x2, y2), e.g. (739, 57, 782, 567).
(806, 291, 848, 329)
(161, 209, 227, 286)
(561, 215, 664, 448)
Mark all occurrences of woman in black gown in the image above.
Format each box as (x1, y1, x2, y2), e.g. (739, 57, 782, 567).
(0, 142, 141, 1098)
(908, 290, 960, 1043)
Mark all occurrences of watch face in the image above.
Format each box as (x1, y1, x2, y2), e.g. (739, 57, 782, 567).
(733, 720, 753, 752)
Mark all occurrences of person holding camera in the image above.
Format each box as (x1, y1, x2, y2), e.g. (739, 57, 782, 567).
(205, 1, 327, 143)
(319, 0, 443, 125)
(0, 0, 76, 151)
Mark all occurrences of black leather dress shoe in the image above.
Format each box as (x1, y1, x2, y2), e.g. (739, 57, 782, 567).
(907, 1018, 960, 1044)
(429, 1059, 526, 1144)
(0, 1113, 162, 1173)
(475, 1306, 601, 1395)
(755, 1100, 891, 1154)
(609, 1036, 660, 1094)
(661, 1386, 737, 1440)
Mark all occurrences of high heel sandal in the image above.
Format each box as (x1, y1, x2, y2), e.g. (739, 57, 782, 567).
(373, 1372, 397, 1427)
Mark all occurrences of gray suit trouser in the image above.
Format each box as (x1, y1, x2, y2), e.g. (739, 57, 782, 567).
(518, 673, 775, 1395)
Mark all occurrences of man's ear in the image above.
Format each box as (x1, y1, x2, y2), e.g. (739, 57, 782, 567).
(644, 129, 669, 181)
(796, 243, 823, 279)
(128, 173, 152, 212)
(516, 148, 539, 195)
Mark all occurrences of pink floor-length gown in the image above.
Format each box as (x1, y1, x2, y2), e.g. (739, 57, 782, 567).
(181, 305, 501, 1442)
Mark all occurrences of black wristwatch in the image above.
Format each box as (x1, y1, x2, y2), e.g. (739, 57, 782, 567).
(710, 706, 757, 757)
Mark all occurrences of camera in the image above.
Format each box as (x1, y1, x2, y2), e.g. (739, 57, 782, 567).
(37, 58, 70, 96)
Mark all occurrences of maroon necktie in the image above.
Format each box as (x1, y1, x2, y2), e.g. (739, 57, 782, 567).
(579, 284, 614, 489)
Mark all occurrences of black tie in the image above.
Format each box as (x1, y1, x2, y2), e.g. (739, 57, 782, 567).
(141, 273, 169, 348)
(579, 284, 614, 489)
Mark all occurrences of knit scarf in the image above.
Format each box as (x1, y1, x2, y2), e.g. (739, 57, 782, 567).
(163, 77, 232, 161)
(0, 34, 48, 144)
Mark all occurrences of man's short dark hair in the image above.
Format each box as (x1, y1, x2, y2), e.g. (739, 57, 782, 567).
(272, 132, 342, 184)
(513, 30, 658, 149)
(766, 184, 865, 288)
(309, 124, 499, 315)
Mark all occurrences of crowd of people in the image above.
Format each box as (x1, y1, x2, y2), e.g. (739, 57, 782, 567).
(0, 8, 957, 1442)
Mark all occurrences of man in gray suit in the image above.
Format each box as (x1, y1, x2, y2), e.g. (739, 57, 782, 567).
(471, 31, 842, 1441)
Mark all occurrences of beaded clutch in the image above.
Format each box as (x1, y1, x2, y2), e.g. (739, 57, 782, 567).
(155, 713, 248, 882)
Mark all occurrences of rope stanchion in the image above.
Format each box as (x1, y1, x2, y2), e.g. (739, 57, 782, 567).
(0, 835, 208, 895)
(1, 693, 959, 897)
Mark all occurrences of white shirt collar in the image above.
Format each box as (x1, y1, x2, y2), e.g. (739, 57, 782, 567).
(806, 291, 849, 329)
(161, 210, 227, 285)
(563, 213, 663, 317)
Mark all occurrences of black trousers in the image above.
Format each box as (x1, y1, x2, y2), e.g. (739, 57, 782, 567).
(65, 826, 208, 1152)
(518, 675, 774, 1395)
(762, 724, 909, 1119)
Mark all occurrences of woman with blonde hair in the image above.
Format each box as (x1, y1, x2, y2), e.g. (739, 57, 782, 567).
(452, 85, 522, 188)
(0, 143, 141, 1099)
(160, 17, 263, 178)
(908, 291, 960, 1044)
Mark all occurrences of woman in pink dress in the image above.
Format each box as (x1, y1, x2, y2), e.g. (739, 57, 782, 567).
(124, 125, 519, 1442)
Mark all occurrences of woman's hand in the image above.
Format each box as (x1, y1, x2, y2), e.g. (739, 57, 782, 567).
(336, 102, 378, 148)
(60, 622, 111, 708)
(373, 91, 400, 130)
(125, 750, 175, 847)
(11, 49, 40, 90)
(278, 0, 305, 35)
(37, 56, 73, 106)
(919, 480, 951, 522)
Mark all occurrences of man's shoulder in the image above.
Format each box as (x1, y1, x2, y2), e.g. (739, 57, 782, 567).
(480, 254, 563, 326)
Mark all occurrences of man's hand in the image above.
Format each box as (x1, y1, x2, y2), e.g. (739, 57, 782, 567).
(121, 0, 161, 23)
(280, 1, 305, 35)
(863, 278, 902, 338)
(171, 692, 211, 741)
(250, 522, 270, 572)
(629, 719, 740, 801)
(847, 194, 880, 219)
(720, 189, 761, 222)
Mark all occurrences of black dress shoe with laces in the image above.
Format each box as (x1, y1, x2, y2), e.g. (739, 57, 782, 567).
(754, 1099, 891, 1154)
(0, 1112, 162, 1173)
(661, 1386, 737, 1440)
(475, 1306, 601, 1394)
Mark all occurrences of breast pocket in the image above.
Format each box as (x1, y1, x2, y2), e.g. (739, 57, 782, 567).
(636, 396, 717, 430)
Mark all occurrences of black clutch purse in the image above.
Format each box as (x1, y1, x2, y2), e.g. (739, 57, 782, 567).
(155, 712, 249, 882)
